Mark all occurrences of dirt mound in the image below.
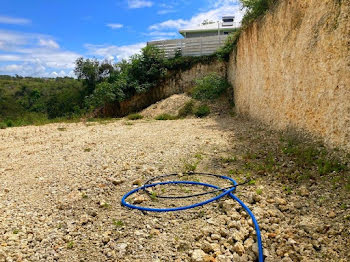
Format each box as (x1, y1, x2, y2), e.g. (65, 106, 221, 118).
(141, 94, 192, 118)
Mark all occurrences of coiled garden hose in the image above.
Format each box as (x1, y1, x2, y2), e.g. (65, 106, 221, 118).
(121, 172, 264, 262)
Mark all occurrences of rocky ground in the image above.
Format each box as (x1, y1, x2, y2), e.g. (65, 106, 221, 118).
(0, 99, 349, 262)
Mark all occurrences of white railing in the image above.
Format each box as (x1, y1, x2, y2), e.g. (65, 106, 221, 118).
(147, 35, 228, 58)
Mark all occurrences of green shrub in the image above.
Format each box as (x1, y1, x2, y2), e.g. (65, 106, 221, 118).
(194, 104, 210, 118)
(177, 100, 195, 118)
(155, 114, 177, 120)
(240, 0, 278, 27)
(191, 73, 230, 100)
(0, 122, 6, 129)
(127, 113, 144, 120)
(216, 29, 241, 61)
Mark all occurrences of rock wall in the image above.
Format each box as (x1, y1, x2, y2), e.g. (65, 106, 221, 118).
(228, 0, 350, 150)
(103, 60, 226, 116)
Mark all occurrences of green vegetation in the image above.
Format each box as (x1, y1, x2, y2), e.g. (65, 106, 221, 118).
(67, 241, 74, 249)
(155, 113, 177, 120)
(177, 100, 195, 118)
(127, 113, 144, 120)
(194, 104, 210, 118)
(240, 0, 278, 27)
(191, 73, 230, 100)
(112, 219, 124, 228)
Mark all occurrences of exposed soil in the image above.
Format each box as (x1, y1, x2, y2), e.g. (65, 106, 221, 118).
(0, 105, 349, 262)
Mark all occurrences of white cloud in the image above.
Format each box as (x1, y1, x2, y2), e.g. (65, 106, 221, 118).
(149, 0, 243, 31)
(0, 15, 31, 25)
(39, 39, 60, 49)
(0, 30, 80, 77)
(85, 42, 146, 61)
(128, 0, 153, 9)
(107, 23, 124, 29)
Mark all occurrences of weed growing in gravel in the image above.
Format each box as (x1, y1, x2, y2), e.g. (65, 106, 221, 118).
(194, 152, 203, 160)
(67, 241, 74, 249)
(13, 229, 19, 234)
(155, 114, 177, 120)
(283, 186, 292, 195)
(183, 160, 199, 172)
(149, 192, 158, 201)
(57, 127, 66, 131)
(248, 180, 256, 185)
(221, 156, 237, 163)
(84, 148, 91, 152)
(123, 121, 134, 126)
(256, 188, 263, 195)
(112, 219, 124, 228)
(127, 113, 144, 120)
(81, 193, 88, 199)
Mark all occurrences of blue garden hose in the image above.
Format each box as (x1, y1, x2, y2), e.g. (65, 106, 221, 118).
(121, 172, 264, 262)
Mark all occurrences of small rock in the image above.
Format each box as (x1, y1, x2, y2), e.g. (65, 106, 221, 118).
(210, 234, 220, 241)
(233, 242, 245, 256)
(201, 242, 214, 253)
(132, 179, 142, 186)
(275, 197, 287, 205)
(133, 195, 146, 204)
(328, 211, 336, 218)
(300, 186, 309, 197)
(191, 249, 206, 262)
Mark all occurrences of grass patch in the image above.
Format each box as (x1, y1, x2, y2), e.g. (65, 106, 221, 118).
(112, 219, 124, 228)
(127, 113, 144, 120)
(155, 114, 177, 120)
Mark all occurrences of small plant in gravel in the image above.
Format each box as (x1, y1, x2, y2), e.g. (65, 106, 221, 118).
(150, 192, 158, 201)
(127, 113, 144, 120)
(67, 241, 74, 249)
(13, 229, 19, 234)
(283, 186, 292, 195)
(256, 188, 263, 195)
(194, 153, 203, 160)
(81, 193, 88, 199)
(57, 127, 66, 131)
(194, 104, 210, 118)
(113, 219, 124, 228)
(155, 113, 177, 120)
(221, 156, 237, 163)
(183, 160, 199, 172)
(84, 148, 91, 152)
(123, 121, 134, 126)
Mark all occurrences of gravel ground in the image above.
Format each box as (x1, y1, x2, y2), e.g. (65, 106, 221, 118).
(0, 115, 349, 262)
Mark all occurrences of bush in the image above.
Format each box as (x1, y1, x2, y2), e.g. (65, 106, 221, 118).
(216, 29, 241, 61)
(194, 105, 210, 118)
(177, 100, 195, 118)
(0, 122, 6, 129)
(155, 114, 177, 120)
(191, 73, 230, 100)
(127, 113, 144, 120)
(240, 0, 278, 27)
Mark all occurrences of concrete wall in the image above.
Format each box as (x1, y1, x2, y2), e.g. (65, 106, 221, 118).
(228, 0, 350, 150)
(102, 60, 227, 117)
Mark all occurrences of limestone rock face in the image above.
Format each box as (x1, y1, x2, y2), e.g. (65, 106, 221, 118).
(228, 0, 350, 151)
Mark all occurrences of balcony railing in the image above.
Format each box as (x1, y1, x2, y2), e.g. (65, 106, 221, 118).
(147, 35, 228, 58)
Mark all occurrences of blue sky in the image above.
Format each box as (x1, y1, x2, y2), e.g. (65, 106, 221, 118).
(0, 0, 242, 77)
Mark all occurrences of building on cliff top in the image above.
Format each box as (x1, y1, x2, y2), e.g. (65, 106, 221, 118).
(148, 16, 239, 58)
